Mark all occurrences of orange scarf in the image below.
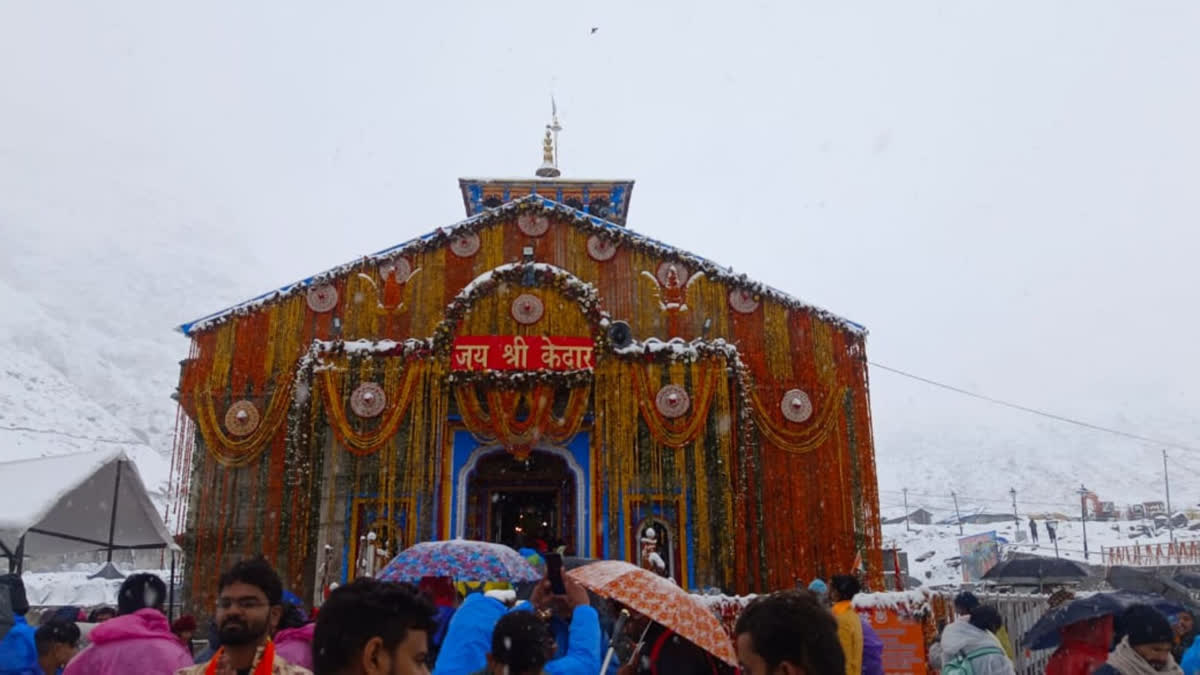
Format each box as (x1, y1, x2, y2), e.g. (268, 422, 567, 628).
(204, 640, 276, 675)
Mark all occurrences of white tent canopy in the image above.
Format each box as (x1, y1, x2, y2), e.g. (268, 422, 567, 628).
(0, 449, 177, 569)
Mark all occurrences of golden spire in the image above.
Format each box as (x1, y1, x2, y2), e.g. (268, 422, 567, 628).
(536, 98, 562, 178)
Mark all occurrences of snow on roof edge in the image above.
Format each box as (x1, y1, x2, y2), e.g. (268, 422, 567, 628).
(0, 448, 125, 531)
(0, 448, 178, 551)
(178, 195, 867, 337)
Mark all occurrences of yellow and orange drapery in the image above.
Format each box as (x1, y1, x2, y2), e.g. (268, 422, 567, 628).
(453, 383, 590, 458)
(747, 385, 846, 454)
(630, 359, 722, 448)
(595, 356, 738, 590)
(192, 372, 294, 468)
(321, 357, 425, 456)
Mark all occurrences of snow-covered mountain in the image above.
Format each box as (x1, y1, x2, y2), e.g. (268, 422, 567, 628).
(0, 135, 271, 495)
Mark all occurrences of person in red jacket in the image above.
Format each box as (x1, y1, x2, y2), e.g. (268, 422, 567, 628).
(1045, 615, 1114, 675)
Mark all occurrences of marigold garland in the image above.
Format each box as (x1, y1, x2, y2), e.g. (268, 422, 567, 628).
(454, 384, 590, 449)
(321, 360, 424, 456)
(747, 386, 845, 454)
(193, 373, 294, 468)
(631, 360, 721, 448)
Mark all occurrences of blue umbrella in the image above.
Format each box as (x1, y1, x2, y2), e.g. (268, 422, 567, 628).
(1023, 591, 1184, 650)
(377, 539, 541, 583)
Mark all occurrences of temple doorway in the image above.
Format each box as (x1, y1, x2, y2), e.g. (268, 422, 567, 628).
(465, 449, 578, 554)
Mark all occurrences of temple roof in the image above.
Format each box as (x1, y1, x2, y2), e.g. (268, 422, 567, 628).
(177, 194, 866, 337)
(459, 177, 635, 226)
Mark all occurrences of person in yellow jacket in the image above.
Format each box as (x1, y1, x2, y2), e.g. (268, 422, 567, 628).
(830, 575, 864, 675)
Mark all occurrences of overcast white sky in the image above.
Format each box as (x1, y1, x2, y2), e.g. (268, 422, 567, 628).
(1, 1, 1197, 502)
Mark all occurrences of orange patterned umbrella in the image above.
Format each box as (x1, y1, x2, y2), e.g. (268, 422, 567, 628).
(566, 560, 738, 666)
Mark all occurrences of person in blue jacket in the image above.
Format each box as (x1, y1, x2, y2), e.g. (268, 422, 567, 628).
(0, 574, 38, 675)
(434, 575, 601, 675)
(1180, 633, 1200, 675)
(479, 612, 554, 675)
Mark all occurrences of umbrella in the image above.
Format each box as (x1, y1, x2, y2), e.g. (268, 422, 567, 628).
(515, 556, 597, 600)
(567, 560, 737, 666)
(1107, 566, 1200, 611)
(377, 540, 541, 584)
(1173, 572, 1200, 590)
(1022, 591, 1185, 650)
(981, 556, 1091, 587)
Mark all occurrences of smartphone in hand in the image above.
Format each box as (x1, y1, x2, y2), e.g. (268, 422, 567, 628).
(545, 552, 567, 595)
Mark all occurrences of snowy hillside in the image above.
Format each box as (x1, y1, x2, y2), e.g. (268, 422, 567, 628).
(884, 518, 1195, 589)
(870, 370, 1200, 514)
(0, 138, 272, 497)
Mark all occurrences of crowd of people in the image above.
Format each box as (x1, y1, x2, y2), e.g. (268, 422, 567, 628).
(0, 555, 723, 675)
(4, 557, 1200, 675)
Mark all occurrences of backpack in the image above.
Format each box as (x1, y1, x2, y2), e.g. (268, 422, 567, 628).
(942, 646, 1005, 675)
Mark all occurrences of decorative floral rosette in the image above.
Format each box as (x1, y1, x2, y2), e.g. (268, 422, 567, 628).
(450, 232, 481, 258)
(511, 294, 545, 325)
(780, 389, 813, 423)
(380, 257, 413, 284)
(728, 288, 760, 314)
(224, 400, 261, 436)
(655, 385, 691, 418)
(306, 284, 339, 313)
(350, 382, 387, 418)
(586, 235, 618, 262)
(656, 261, 689, 288)
(517, 213, 550, 237)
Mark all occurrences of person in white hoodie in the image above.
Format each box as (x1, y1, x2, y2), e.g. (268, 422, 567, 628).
(940, 605, 1015, 675)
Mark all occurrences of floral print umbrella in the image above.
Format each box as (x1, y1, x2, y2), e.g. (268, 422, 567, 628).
(567, 560, 738, 666)
(377, 539, 542, 584)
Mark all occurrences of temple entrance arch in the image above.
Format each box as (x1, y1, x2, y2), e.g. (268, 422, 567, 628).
(455, 444, 586, 555)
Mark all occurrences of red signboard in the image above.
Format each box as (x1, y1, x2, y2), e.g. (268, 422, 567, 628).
(451, 336, 595, 372)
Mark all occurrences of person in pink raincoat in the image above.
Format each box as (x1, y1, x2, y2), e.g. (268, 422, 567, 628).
(63, 573, 193, 675)
(272, 603, 314, 670)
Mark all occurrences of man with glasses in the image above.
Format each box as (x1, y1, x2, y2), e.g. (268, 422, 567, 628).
(176, 557, 312, 675)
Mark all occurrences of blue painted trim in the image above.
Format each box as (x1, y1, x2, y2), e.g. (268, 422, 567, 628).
(449, 430, 592, 556)
(468, 184, 484, 215)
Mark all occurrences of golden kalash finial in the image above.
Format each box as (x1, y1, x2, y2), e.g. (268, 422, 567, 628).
(536, 98, 562, 178)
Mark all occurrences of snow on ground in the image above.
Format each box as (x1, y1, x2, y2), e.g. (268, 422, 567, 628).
(886, 517, 1196, 588)
(22, 566, 173, 607)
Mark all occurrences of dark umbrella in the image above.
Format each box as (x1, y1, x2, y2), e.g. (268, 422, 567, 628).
(1173, 571, 1200, 591)
(1107, 566, 1199, 611)
(1022, 591, 1184, 650)
(981, 555, 1091, 588)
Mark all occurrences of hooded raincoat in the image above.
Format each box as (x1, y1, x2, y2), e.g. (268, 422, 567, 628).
(273, 623, 315, 670)
(0, 615, 37, 675)
(62, 608, 194, 675)
(940, 620, 1015, 675)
